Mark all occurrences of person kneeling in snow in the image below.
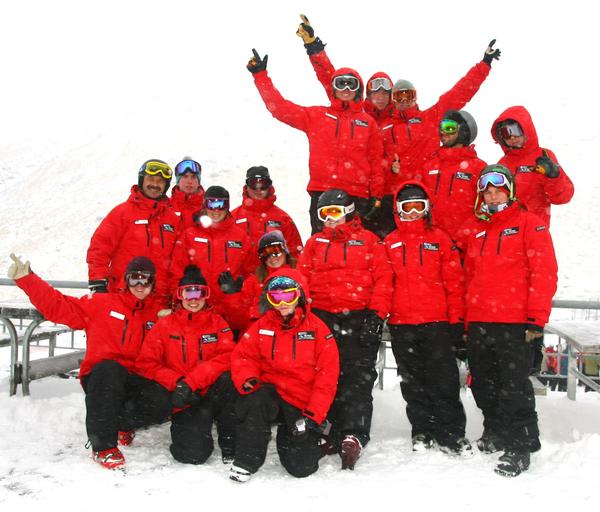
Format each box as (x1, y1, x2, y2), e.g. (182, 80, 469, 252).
(229, 270, 339, 483)
(7, 254, 172, 471)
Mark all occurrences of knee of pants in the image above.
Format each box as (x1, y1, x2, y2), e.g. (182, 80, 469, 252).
(276, 429, 320, 478)
(84, 360, 128, 393)
(169, 440, 213, 465)
(236, 386, 279, 423)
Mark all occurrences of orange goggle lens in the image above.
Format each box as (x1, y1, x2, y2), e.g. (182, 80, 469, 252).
(392, 89, 416, 103)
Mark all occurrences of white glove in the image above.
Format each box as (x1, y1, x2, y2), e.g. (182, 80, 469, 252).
(8, 253, 31, 280)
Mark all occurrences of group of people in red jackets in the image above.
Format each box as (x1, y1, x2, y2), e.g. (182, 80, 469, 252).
(7, 14, 574, 482)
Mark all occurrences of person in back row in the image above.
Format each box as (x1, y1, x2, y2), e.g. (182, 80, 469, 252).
(231, 165, 303, 262)
(169, 158, 205, 230)
(8, 254, 171, 471)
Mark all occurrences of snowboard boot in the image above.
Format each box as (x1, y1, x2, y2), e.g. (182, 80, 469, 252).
(229, 465, 252, 483)
(438, 437, 474, 457)
(340, 435, 362, 470)
(319, 437, 338, 458)
(117, 430, 135, 447)
(93, 447, 126, 471)
(476, 432, 504, 454)
(412, 433, 434, 452)
(494, 451, 530, 477)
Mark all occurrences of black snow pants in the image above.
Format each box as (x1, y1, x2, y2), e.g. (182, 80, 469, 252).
(82, 360, 171, 452)
(233, 384, 321, 478)
(388, 322, 466, 444)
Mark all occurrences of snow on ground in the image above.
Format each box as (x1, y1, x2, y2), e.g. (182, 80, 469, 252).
(1, 0, 599, 508)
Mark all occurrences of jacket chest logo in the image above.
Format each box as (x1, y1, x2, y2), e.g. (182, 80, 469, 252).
(266, 220, 282, 228)
(455, 172, 472, 181)
(162, 223, 175, 232)
(423, 242, 439, 251)
(354, 119, 369, 127)
(502, 227, 519, 236)
(227, 240, 243, 249)
(297, 331, 316, 341)
(347, 240, 365, 246)
(408, 117, 422, 124)
(145, 321, 155, 330)
(517, 165, 535, 173)
(201, 333, 218, 344)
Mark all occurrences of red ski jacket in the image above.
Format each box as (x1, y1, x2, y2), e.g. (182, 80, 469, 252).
(252, 68, 385, 198)
(381, 61, 491, 191)
(421, 145, 487, 238)
(168, 186, 205, 231)
(297, 216, 393, 319)
(231, 269, 339, 424)
(169, 214, 254, 329)
(87, 185, 180, 300)
(384, 182, 465, 325)
(491, 105, 574, 226)
(15, 272, 160, 379)
(231, 186, 304, 261)
(135, 306, 234, 393)
(455, 203, 558, 327)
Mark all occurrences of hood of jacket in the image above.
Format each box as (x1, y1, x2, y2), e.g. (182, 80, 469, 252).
(491, 105, 539, 155)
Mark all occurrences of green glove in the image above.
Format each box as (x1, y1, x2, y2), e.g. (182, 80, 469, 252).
(8, 253, 31, 280)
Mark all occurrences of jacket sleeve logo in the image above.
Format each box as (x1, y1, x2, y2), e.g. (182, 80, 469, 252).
(517, 165, 535, 173)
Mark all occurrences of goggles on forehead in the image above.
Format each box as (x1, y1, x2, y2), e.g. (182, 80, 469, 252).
(259, 243, 285, 261)
(317, 203, 355, 222)
(497, 121, 523, 140)
(266, 287, 301, 307)
(176, 284, 210, 301)
(477, 172, 511, 193)
(440, 119, 459, 135)
(126, 271, 155, 288)
(246, 177, 272, 191)
(397, 199, 430, 215)
(392, 89, 417, 103)
(368, 77, 392, 92)
(332, 75, 360, 92)
(140, 160, 173, 180)
(204, 197, 229, 210)
(175, 160, 201, 176)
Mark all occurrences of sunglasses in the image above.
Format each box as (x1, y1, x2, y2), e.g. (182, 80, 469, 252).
(246, 177, 272, 191)
(477, 172, 511, 193)
(397, 199, 429, 215)
(126, 271, 155, 288)
(204, 197, 229, 210)
(266, 287, 300, 307)
(392, 89, 416, 103)
(440, 119, 459, 135)
(332, 75, 360, 92)
(317, 203, 355, 222)
(259, 243, 285, 261)
(497, 121, 523, 140)
(175, 160, 201, 176)
(140, 161, 173, 180)
(368, 77, 392, 92)
(176, 284, 210, 301)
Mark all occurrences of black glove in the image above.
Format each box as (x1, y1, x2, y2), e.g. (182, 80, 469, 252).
(482, 39, 501, 66)
(363, 197, 382, 221)
(535, 151, 561, 179)
(88, 278, 108, 294)
(218, 270, 243, 294)
(247, 48, 268, 74)
(525, 324, 544, 343)
(450, 323, 468, 362)
(242, 377, 259, 393)
(171, 379, 193, 408)
(292, 416, 324, 441)
(359, 310, 384, 348)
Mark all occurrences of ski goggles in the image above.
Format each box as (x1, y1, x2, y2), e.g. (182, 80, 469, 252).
(317, 203, 355, 222)
(392, 89, 416, 103)
(332, 75, 360, 92)
(266, 287, 300, 307)
(496, 120, 523, 140)
(175, 159, 201, 177)
(368, 77, 392, 92)
(176, 284, 210, 301)
(126, 271, 155, 288)
(397, 199, 429, 215)
(259, 243, 285, 261)
(440, 119, 459, 135)
(140, 160, 173, 180)
(204, 197, 229, 210)
(246, 177, 272, 191)
(477, 172, 511, 192)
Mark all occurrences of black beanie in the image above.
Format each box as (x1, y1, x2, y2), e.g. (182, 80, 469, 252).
(178, 265, 207, 287)
(258, 230, 289, 255)
(125, 256, 156, 276)
(396, 185, 427, 202)
(204, 185, 229, 200)
(246, 166, 271, 180)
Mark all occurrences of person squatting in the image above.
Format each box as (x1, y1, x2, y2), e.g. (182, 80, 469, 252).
(7, 14, 573, 481)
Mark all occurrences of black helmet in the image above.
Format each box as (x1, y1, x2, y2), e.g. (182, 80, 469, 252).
(442, 110, 478, 146)
(138, 159, 172, 193)
(396, 184, 428, 202)
(317, 188, 355, 220)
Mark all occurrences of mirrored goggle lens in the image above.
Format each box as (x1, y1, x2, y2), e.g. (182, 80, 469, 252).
(440, 119, 459, 135)
(142, 161, 173, 180)
(175, 160, 201, 176)
(477, 172, 510, 192)
(266, 288, 300, 307)
(204, 197, 229, 210)
(368, 77, 392, 92)
(126, 272, 155, 287)
(332, 75, 360, 92)
(176, 284, 210, 300)
(259, 243, 284, 260)
(397, 199, 429, 214)
(392, 89, 416, 103)
(317, 203, 355, 222)
(246, 177, 271, 190)
(498, 121, 523, 140)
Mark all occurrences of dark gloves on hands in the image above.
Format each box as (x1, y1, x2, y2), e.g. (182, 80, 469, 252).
(359, 310, 384, 348)
(242, 377, 259, 393)
(450, 323, 468, 362)
(218, 271, 243, 294)
(247, 48, 268, 74)
(296, 14, 325, 55)
(483, 39, 501, 66)
(88, 278, 108, 294)
(525, 324, 544, 343)
(535, 151, 561, 178)
(171, 379, 193, 408)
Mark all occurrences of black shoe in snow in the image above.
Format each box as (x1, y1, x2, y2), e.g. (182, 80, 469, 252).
(340, 435, 362, 470)
(476, 433, 504, 454)
(439, 437, 474, 458)
(229, 465, 251, 483)
(412, 434, 434, 453)
(494, 451, 530, 477)
(528, 438, 541, 453)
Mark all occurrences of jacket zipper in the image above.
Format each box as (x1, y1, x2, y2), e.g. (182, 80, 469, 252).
(292, 334, 297, 360)
(145, 224, 151, 247)
(324, 243, 331, 263)
(121, 319, 129, 346)
(402, 245, 407, 266)
(419, 243, 423, 266)
(448, 174, 456, 195)
(496, 232, 504, 255)
(159, 226, 165, 248)
(335, 119, 340, 138)
(343, 242, 347, 263)
(224, 241, 228, 263)
(351, 121, 355, 139)
(198, 337, 203, 361)
(181, 336, 187, 363)
(271, 334, 277, 360)
(434, 173, 441, 195)
(207, 240, 212, 263)
(480, 233, 488, 256)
